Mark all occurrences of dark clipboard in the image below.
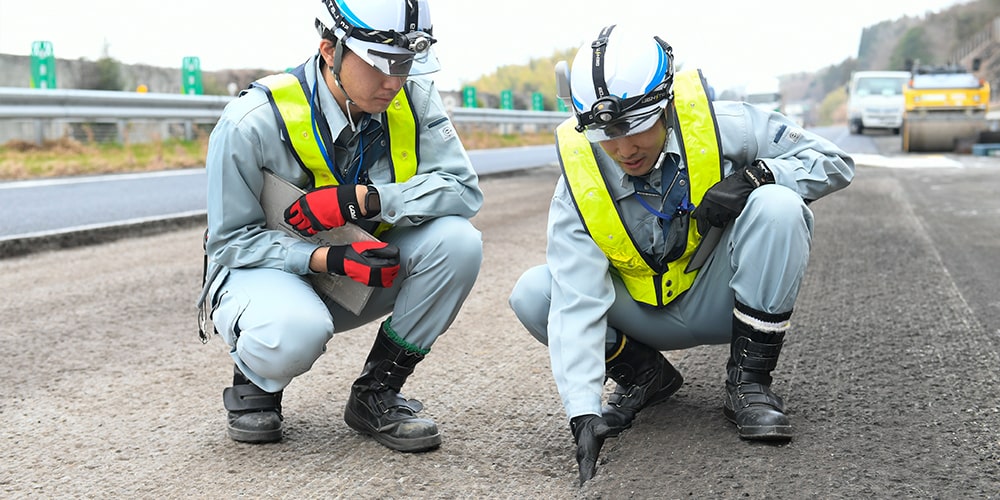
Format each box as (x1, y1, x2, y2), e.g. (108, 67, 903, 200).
(260, 169, 378, 314)
(684, 226, 723, 273)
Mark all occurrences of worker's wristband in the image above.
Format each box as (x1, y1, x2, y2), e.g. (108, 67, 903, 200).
(326, 245, 348, 275)
(746, 160, 775, 187)
(364, 185, 381, 217)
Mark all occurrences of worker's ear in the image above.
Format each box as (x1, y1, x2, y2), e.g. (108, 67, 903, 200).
(319, 39, 337, 67)
(661, 105, 674, 129)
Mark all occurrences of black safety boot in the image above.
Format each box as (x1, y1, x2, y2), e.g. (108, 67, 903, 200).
(222, 364, 283, 443)
(344, 320, 441, 452)
(602, 332, 684, 435)
(723, 314, 792, 441)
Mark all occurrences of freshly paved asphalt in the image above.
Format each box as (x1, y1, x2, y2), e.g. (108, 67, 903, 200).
(2, 129, 998, 498)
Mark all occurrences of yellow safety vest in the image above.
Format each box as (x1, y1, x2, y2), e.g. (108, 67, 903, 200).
(557, 69, 723, 307)
(252, 68, 419, 234)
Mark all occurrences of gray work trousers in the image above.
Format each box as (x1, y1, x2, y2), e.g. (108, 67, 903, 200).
(509, 184, 814, 351)
(211, 216, 482, 393)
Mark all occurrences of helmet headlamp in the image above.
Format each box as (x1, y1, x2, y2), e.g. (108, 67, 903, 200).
(402, 31, 433, 54)
(319, 0, 440, 76)
(593, 97, 621, 123)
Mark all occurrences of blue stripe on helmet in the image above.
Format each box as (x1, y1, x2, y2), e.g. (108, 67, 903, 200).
(335, 0, 372, 29)
(645, 42, 668, 94)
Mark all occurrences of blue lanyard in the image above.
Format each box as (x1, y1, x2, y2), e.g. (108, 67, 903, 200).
(309, 70, 374, 184)
(630, 154, 693, 224)
(634, 190, 674, 219)
(308, 73, 343, 184)
(631, 165, 695, 260)
(633, 186, 693, 225)
(347, 132, 365, 184)
(309, 76, 375, 185)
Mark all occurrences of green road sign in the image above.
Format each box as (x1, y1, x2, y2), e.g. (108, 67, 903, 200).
(31, 41, 56, 89)
(531, 92, 544, 111)
(462, 86, 477, 108)
(557, 99, 569, 112)
(500, 90, 513, 110)
(182, 56, 203, 95)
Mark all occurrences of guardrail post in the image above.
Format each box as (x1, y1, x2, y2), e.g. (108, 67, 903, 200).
(34, 119, 44, 145)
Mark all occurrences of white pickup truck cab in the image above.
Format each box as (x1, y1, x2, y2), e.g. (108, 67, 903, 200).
(846, 70, 911, 135)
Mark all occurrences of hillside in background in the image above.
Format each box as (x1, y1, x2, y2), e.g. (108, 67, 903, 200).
(467, 0, 1000, 125)
(3, 0, 1000, 126)
(461, 48, 577, 112)
(777, 0, 1000, 125)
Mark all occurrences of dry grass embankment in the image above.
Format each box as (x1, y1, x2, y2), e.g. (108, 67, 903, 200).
(0, 127, 556, 181)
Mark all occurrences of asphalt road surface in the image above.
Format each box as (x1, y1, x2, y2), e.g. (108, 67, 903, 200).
(2, 137, 999, 498)
(0, 146, 556, 242)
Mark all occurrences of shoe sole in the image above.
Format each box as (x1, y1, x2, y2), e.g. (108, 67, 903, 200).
(344, 406, 442, 453)
(227, 426, 282, 443)
(735, 425, 793, 441)
(723, 407, 793, 441)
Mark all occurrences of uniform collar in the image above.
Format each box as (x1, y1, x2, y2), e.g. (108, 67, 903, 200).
(601, 129, 681, 198)
(308, 54, 384, 144)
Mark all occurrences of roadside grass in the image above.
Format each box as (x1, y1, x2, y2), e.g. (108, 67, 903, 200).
(0, 127, 556, 180)
(0, 138, 209, 180)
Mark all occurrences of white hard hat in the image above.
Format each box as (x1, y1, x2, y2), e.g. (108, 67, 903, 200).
(567, 24, 674, 142)
(315, 0, 440, 77)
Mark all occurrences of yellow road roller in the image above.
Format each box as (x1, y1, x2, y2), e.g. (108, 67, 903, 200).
(901, 63, 990, 153)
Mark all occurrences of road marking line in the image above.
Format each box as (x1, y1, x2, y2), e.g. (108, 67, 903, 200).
(852, 154, 964, 169)
(0, 168, 205, 190)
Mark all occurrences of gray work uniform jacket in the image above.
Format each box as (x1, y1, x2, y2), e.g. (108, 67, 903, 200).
(197, 54, 482, 317)
(545, 101, 854, 418)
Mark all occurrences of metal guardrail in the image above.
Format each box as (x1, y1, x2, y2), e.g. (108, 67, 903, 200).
(0, 87, 571, 144)
(452, 107, 571, 126)
(0, 87, 232, 120)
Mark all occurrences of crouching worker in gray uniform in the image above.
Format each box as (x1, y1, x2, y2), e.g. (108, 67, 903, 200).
(197, 0, 482, 452)
(507, 24, 854, 484)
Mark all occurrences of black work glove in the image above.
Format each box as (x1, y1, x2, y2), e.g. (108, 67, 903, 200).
(326, 241, 400, 288)
(691, 160, 774, 235)
(571, 414, 612, 486)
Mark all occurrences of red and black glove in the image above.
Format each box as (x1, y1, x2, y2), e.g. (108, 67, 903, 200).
(326, 241, 400, 288)
(284, 184, 362, 236)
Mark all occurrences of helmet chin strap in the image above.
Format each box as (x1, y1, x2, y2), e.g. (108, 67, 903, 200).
(650, 150, 667, 171)
(331, 40, 361, 132)
(650, 110, 674, 171)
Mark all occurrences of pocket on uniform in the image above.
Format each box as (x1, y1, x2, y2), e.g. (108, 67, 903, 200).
(212, 288, 251, 348)
(664, 216, 689, 262)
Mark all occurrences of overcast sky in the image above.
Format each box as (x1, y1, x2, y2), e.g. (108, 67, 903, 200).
(0, 0, 972, 92)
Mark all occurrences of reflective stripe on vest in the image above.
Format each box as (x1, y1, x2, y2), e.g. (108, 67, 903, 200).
(252, 71, 419, 189)
(557, 68, 723, 307)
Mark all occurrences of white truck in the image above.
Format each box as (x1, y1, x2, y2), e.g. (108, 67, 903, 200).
(846, 70, 911, 135)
